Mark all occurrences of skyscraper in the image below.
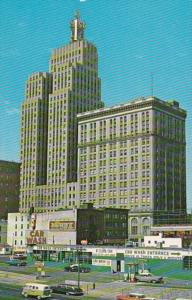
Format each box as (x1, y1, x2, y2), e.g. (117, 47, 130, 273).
(20, 13, 103, 213)
(77, 97, 187, 240)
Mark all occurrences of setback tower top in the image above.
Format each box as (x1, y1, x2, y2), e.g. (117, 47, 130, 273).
(70, 11, 86, 42)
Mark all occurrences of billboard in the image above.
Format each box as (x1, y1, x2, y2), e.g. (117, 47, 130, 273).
(49, 220, 76, 231)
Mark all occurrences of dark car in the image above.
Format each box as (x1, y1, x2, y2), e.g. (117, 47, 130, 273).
(51, 284, 84, 296)
(64, 264, 90, 273)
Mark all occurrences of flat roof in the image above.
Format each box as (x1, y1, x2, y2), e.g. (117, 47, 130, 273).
(151, 225, 192, 231)
(77, 96, 186, 120)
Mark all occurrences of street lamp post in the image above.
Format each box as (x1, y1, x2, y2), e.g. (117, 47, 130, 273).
(76, 245, 85, 288)
(12, 233, 15, 255)
(77, 248, 81, 289)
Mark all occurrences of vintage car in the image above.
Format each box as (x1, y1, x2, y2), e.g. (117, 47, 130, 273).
(51, 284, 84, 296)
(64, 264, 90, 273)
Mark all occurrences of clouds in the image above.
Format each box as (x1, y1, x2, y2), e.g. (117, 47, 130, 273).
(6, 107, 20, 116)
(0, 48, 20, 59)
(1, 99, 10, 106)
(134, 54, 145, 60)
(17, 22, 28, 28)
(0, 97, 20, 116)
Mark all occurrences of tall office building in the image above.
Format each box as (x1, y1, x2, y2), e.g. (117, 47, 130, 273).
(20, 13, 103, 213)
(77, 97, 187, 240)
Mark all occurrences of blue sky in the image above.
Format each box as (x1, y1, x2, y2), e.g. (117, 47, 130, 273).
(0, 0, 191, 210)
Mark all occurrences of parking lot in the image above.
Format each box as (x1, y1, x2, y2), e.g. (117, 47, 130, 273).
(0, 255, 191, 300)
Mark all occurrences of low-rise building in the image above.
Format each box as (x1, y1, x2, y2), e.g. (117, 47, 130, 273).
(7, 210, 77, 249)
(150, 225, 192, 248)
(7, 213, 30, 250)
(26, 210, 77, 246)
(7, 206, 128, 249)
(77, 204, 128, 245)
(143, 232, 182, 248)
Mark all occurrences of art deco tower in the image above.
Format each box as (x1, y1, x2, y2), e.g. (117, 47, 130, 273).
(20, 13, 103, 213)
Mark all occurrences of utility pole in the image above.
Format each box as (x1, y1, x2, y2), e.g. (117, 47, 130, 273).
(77, 248, 81, 288)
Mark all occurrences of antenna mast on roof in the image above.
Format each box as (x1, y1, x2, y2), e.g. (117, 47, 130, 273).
(151, 73, 154, 97)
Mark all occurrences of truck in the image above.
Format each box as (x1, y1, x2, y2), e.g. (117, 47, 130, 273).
(22, 283, 52, 299)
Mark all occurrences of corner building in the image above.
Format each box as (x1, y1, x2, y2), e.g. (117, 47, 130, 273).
(77, 97, 187, 241)
(20, 13, 103, 213)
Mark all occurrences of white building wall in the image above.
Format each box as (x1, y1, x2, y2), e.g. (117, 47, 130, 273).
(8, 210, 77, 248)
(143, 233, 182, 248)
(35, 210, 77, 245)
(7, 213, 30, 249)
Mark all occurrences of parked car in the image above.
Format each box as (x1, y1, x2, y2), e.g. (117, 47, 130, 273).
(6, 259, 27, 266)
(138, 269, 152, 276)
(117, 293, 145, 300)
(135, 274, 163, 283)
(51, 284, 84, 296)
(22, 283, 52, 299)
(12, 254, 27, 260)
(129, 293, 145, 298)
(64, 264, 90, 273)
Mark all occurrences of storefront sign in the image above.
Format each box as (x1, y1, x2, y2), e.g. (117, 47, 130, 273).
(92, 258, 111, 266)
(31, 213, 37, 230)
(27, 230, 46, 245)
(49, 220, 76, 231)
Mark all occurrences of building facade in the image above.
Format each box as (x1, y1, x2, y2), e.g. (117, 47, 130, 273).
(77, 204, 128, 245)
(0, 220, 7, 244)
(7, 211, 77, 249)
(143, 232, 182, 249)
(150, 225, 192, 248)
(7, 207, 128, 248)
(7, 212, 30, 249)
(77, 97, 187, 241)
(20, 12, 103, 213)
(0, 160, 20, 219)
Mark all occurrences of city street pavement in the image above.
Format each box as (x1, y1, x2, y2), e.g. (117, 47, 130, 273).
(0, 284, 84, 300)
(0, 279, 191, 299)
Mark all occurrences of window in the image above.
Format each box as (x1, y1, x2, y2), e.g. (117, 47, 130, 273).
(131, 218, 138, 235)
